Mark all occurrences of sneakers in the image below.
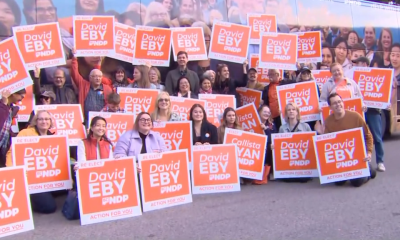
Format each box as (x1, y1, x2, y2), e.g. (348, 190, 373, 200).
(377, 163, 386, 172)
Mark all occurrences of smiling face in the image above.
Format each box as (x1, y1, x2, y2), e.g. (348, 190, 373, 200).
(201, 79, 212, 91)
(157, 93, 170, 110)
(390, 46, 400, 69)
(177, 53, 188, 67)
(335, 41, 347, 63)
(248, 70, 257, 82)
(330, 64, 344, 81)
(192, 107, 204, 122)
(35, 0, 56, 23)
(329, 95, 344, 115)
(225, 110, 236, 125)
(89, 69, 102, 86)
(115, 70, 124, 82)
(91, 119, 106, 138)
(381, 29, 392, 49)
(364, 27, 375, 47)
(79, 0, 99, 13)
(259, 106, 271, 122)
(322, 48, 333, 67)
(162, 0, 173, 12)
(347, 32, 358, 46)
(219, 67, 229, 79)
(149, 69, 159, 84)
(179, 78, 190, 93)
(36, 111, 52, 132)
(180, 0, 194, 15)
(53, 69, 66, 88)
(138, 113, 152, 132)
(0, 2, 15, 32)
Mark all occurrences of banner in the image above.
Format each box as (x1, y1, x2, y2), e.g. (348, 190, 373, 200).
(170, 96, 206, 121)
(73, 15, 115, 56)
(109, 22, 136, 63)
(295, 31, 322, 63)
(272, 132, 318, 178)
(16, 85, 35, 122)
(247, 14, 277, 44)
(235, 103, 264, 135)
(319, 98, 364, 124)
(249, 54, 283, 85)
(277, 81, 320, 123)
(223, 128, 267, 180)
(13, 22, 66, 70)
(208, 21, 251, 64)
(76, 157, 142, 225)
(133, 26, 172, 66)
(236, 88, 262, 109)
(311, 70, 331, 89)
(199, 94, 236, 127)
(191, 144, 240, 194)
(171, 27, 207, 61)
(259, 32, 298, 70)
(138, 150, 192, 212)
(11, 135, 72, 194)
(0, 166, 34, 238)
(35, 104, 86, 146)
(117, 88, 159, 115)
(313, 128, 370, 184)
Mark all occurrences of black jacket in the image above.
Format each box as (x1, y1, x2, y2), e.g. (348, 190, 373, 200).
(192, 121, 218, 145)
(213, 74, 248, 108)
(261, 79, 296, 107)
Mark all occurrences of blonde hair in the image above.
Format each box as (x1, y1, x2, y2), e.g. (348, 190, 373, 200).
(30, 110, 54, 129)
(151, 91, 172, 120)
(285, 102, 301, 122)
(149, 67, 161, 84)
(329, 62, 343, 72)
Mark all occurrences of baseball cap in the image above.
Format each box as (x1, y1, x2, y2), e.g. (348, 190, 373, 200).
(248, 68, 257, 73)
(300, 67, 311, 74)
(40, 91, 56, 101)
(352, 56, 370, 66)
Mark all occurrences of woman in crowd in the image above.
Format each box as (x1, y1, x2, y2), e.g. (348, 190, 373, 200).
(198, 76, 215, 94)
(346, 30, 360, 47)
(190, 104, 218, 145)
(377, 28, 393, 68)
(149, 67, 165, 90)
(217, 107, 241, 144)
(0, 0, 21, 36)
(203, 70, 216, 85)
(155, 0, 175, 19)
(129, 65, 157, 89)
(174, 76, 198, 99)
(332, 37, 352, 74)
(151, 92, 181, 122)
(317, 43, 335, 70)
(144, 2, 170, 25)
(112, 66, 132, 90)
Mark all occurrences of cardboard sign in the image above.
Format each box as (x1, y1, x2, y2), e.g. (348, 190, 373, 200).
(272, 132, 318, 178)
(247, 14, 277, 45)
(16, 85, 35, 122)
(199, 94, 236, 127)
(34, 104, 86, 146)
(223, 128, 267, 180)
(0, 167, 34, 238)
(259, 32, 298, 70)
(171, 27, 207, 61)
(249, 54, 283, 85)
(117, 87, 159, 115)
(191, 144, 240, 194)
(76, 157, 142, 225)
(170, 96, 206, 120)
(11, 135, 72, 194)
(319, 98, 364, 124)
(351, 67, 394, 109)
(277, 81, 320, 123)
(209, 21, 251, 64)
(73, 15, 115, 56)
(313, 128, 370, 184)
(133, 26, 172, 67)
(109, 22, 136, 63)
(88, 112, 135, 146)
(295, 31, 322, 63)
(138, 150, 192, 212)
(0, 38, 32, 94)
(236, 87, 262, 108)
(312, 70, 331, 89)
(235, 103, 264, 135)
(13, 22, 66, 70)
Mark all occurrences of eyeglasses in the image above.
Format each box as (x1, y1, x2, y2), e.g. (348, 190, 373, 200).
(158, 98, 170, 102)
(331, 100, 343, 106)
(139, 118, 152, 123)
(37, 118, 51, 122)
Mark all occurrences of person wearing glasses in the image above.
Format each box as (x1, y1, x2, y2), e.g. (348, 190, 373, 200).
(151, 92, 181, 122)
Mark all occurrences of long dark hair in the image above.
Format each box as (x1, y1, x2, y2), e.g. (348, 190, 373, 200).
(88, 116, 112, 145)
(317, 42, 336, 70)
(213, 64, 229, 92)
(175, 76, 191, 94)
(189, 104, 208, 122)
(113, 66, 128, 85)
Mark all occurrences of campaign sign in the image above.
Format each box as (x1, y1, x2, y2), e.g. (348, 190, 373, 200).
(117, 87, 159, 115)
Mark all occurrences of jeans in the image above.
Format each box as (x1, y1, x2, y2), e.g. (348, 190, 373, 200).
(334, 163, 377, 187)
(30, 192, 57, 214)
(365, 111, 384, 163)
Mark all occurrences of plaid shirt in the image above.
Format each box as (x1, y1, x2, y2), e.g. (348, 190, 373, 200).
(0, 109, 12, 154)
(100, 106, 126, 113)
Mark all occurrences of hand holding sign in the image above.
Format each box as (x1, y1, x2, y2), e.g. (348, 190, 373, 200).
(364, 153, 372, 162)
(33, 66, 40, 78)
(1, 89, 11, 103)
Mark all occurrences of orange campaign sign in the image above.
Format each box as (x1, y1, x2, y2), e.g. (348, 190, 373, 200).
(199, 94, 236, 127)
(208, 20, 251, 64)
(235, 103, 264, 135)
(133, 26, 172, 67)
(73, 15, 115, 56)
(313, 128, 370, 184)
(138, 150, 192, 212)
(117, 87, 159, 115)
(16, 85, 35, 122)
(191, 144, 240, 194)
(170, 96, 206, 120)
(259, 32, 298, 70)
(0, 166, 34, 238)
(351, 67, 394, 109)
(171, 27, 207, 61)
(223, 128, 267, 180)
(0, 38, 32, 94)
(236, 87, 262, 108)
(277, 81, 320, 123)
(76, 157, 142, 225)
(34, 104, 86, 146)
(250, 54, 283, 85)
(295, 31, 322, 63)
(319, 98, 364, 124)
(109, 22, 136, 63)
(11, 135, 72, 194)
(88, 112, 135, 146)
(272, 132, 318, 178)
(247, 14, 277, 44)
(312, 70, 331, 89)
(13, 22, 66, 70)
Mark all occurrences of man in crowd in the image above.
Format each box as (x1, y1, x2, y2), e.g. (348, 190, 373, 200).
(101, 93, 125, 113)
(246, 68, 265, 91)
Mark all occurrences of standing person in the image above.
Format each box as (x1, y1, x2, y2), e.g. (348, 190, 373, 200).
(377, 28, 393, 68)
(246, 68, 265, 91)
(151, 92, 181, 122)
(332, 37, 352, 75)
(190, 104, 218, 145)
(100, 93, 125, 113)
(0, 0, 21, 36)
(111, 66, 132, 90)
(27, 91, 56, 124)
(217, 107, 241, 144)
(173, 76, 198, 99)
(128, 65, 157, 89)
(198, 76, 215, 94)
(165, 51, 200, 95)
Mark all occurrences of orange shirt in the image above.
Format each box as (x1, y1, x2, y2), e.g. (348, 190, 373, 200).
(268, 82, 280, 118)
(335, 80, 352, 100)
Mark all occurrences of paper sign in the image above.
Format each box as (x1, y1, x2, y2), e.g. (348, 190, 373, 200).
(13, 22, 66, 70)
(88, 112, 135, 146)
(138, 150, 192, 212)
(16, 85, 35, 122)
(199, 94, 236, 127)
(117, 87, 159, 115)
(133, 26, 172, 66)
(236, 87, 262, 108)
(319, 98, 364, 124)
(312, 70, 331, 89)
(109, 22, 136, 63)
(170, 96, 206, 120)
(250, 54, 283, 85)
(191, 144, 240, 194)
(0, 38, 32, 94)
(171, 27, 207, 61)
(223, 128, 267, 180)
(295, 31, 322, 63)
(11, 135, 72, 193)
(351, 67, 394, 109)
(209, 21, 251, 64)
(247, 14, 277, 44)
(235, 103, 264, 135)
(0, 167, 34, 238)
(259, 32, 298, 70)
(34, 104, 86, 146)
(73, 15, 115, 56)
(277, 81, 320, 123)
(272, 132, 318, 178)
(313, 128, 370, 184)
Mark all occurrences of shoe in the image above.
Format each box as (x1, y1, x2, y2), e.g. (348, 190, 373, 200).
(377, 163, 386, 172)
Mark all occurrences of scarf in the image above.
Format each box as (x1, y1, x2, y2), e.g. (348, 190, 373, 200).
(199, 88, 212, 94)
(0, 110, 12, 154)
